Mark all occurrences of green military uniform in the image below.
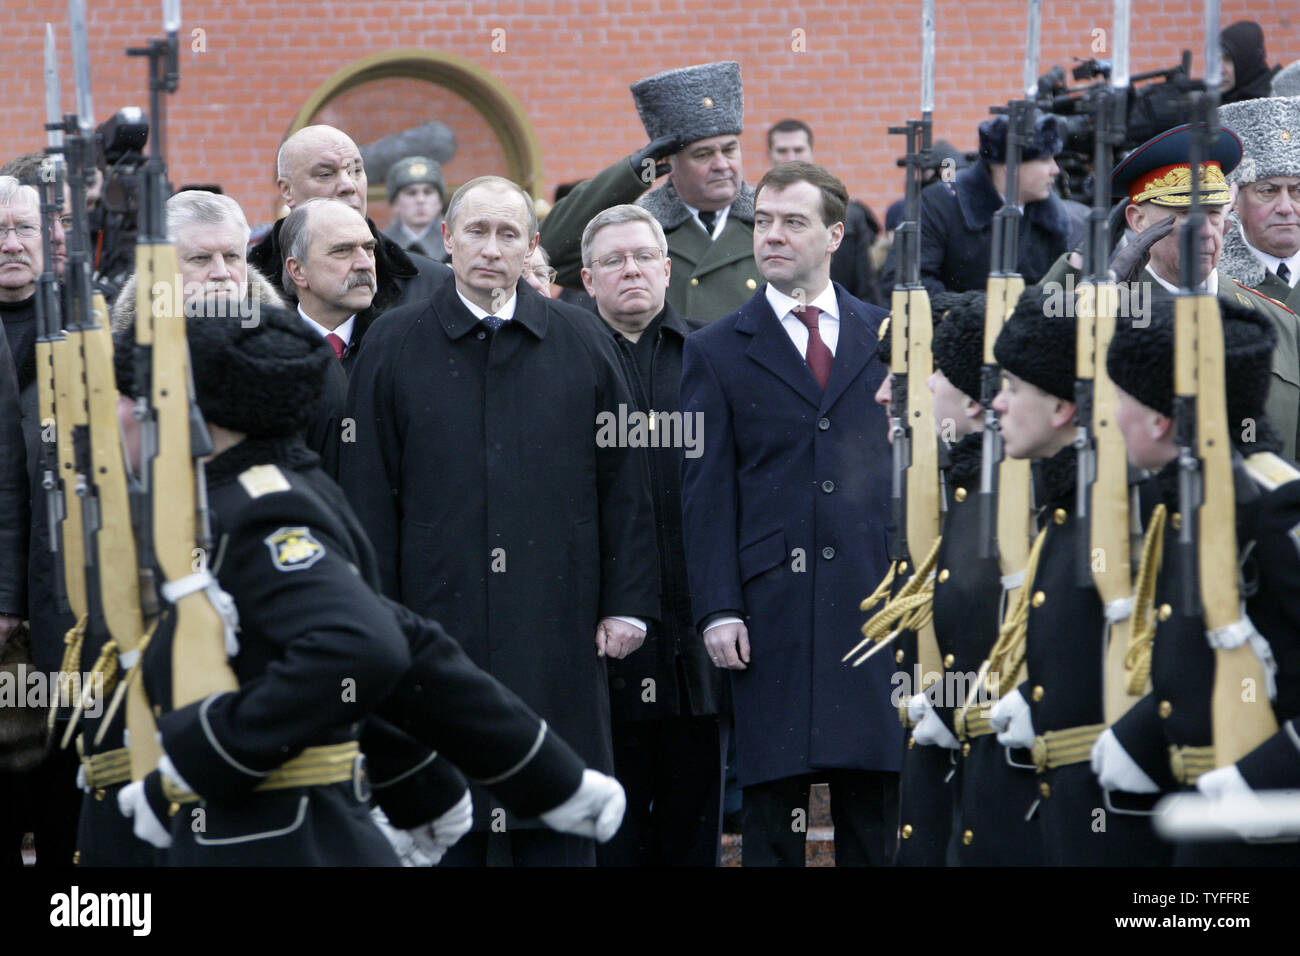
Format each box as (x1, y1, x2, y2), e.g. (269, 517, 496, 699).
(538, 60, 760, 324)
(540, 160, 758, 323)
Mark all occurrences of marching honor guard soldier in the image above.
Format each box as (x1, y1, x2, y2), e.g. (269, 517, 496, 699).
(111, 306, 628, 864)
(925, 291, 1046, 865)
(1094, 295, 1300, 866)
(859, 310, 952, 867)
(986, 286, 1171, 866)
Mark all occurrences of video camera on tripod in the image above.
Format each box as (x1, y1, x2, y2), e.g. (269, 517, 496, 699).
(1036, 52, 1192, 203)
(93, 105, 148, 292)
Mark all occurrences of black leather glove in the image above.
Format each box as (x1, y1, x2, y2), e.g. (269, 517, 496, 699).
(628, 135, 681, 186)
(1108, 211, 1175, 285)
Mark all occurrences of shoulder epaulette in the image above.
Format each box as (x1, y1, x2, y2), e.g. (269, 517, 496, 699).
(1244, 452, 1300, 492)
(1232, 279, 1297, 316)
(238, 464, 291, 499)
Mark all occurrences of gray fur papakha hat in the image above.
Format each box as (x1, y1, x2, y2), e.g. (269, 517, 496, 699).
(630, 62, 743, 147)
(1218, 96, 1300, 184)
(1273, 60, 1300, 98)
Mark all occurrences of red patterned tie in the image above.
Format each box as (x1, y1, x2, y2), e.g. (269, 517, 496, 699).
(325, 332, 346, 361)
(796, 306, 832, 389)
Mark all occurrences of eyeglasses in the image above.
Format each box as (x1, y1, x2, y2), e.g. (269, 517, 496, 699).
(0, 224, 41, 240)
(590, 248, 664, 272)
(528, 265, 558, 283)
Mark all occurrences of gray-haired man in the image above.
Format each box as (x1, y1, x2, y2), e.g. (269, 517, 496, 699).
(579, 204, 725, 866)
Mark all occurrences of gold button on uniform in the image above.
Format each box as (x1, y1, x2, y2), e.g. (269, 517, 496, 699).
(962, 742, 971, 757)
(954, 487, 967, 502)
(898, 560, 908, 573)
(1032, 685, 1044, 702)
(1158, 700, 1172, 718)
(895, 649, 905, 663)
(962, 830, 974, 846)
(1031, 591, 1046, 607)
(1040, 781, 1051, 798)
(1053, 508, 1067, 525)
(943, 653, 955, 668)
(72, 850, 80, 865)
(745, 278, 757, 290)
(901, 824, 913, 839)
(168, 802, 180, 817)
(938, 569, 950, 583)
(1158, 604, 1172, 621)
(689, 277, 699, 286)
(94, 789, 105, 801)
(1171, 513, 1181, 530)
(907, 735, 915, 750)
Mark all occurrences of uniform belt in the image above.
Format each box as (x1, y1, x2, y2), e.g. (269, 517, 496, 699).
(163, 741, 362, 804)
(1031, 723, 1106, 773)
(1169, 744, 1216, 786)
(78, 743, 131, 790)
(954, 707, 995, 741)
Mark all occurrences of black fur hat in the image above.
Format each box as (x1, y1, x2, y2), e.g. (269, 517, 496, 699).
(931, 291, 986, 402)
(993, 285, 1076, 402)
(978, 112, 1063, 165)
(1106, 295, 1277, 436)
(114, 305, 331, 439)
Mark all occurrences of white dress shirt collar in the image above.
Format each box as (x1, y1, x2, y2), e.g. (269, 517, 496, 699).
(680, 199, 730, 240)
(456, 287, 519, 322)
(1242, 233, 1300, 289)
(297, 305, 356, 346)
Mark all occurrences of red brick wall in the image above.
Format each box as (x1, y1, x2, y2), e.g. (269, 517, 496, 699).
(4, 0, 1294, 228)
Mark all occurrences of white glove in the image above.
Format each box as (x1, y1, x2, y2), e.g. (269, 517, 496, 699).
(1090, 728, 1160, 793)
(117, 780, 173, 849)
(1195, 764, 1286, 839)
(910, 694, 960, 750)
(989, 688, 1036, 749)
(369, 806, 437, 867)
(1196, 764, 1253, 801)
(158, 753, 193, 795)
(411, 790, 474, 864)
(539, 769, 626, 842)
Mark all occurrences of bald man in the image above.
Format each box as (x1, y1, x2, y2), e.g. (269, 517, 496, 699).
(247, 125, 450, 367)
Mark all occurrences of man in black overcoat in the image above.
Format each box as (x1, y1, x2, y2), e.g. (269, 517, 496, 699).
(340, 176, 659, 866)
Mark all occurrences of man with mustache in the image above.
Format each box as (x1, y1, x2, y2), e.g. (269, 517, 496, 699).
(248, 125, 449, 355)
(540, 62, 760, 324)
(279, 198, 378, 478)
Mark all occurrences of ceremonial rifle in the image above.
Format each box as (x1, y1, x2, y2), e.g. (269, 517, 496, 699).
(1074, 0, 1145, 726)
(846, 0, 941, 670)
(56, 0, 148, 753)
(1173, 0, 1277, 768)
(977, 0, 1039, 612)
(37, 25, 90, 733)
(127, 0, 239, 778)
(36, 25, 73, 630)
